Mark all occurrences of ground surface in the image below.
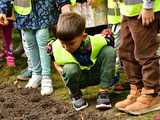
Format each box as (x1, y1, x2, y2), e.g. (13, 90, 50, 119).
(0, 83, 108, 120)
(0, 30, 159, 120)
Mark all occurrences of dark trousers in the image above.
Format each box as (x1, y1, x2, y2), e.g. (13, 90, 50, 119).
(119, 12, 160, 92)
(62, 46, 116, 97)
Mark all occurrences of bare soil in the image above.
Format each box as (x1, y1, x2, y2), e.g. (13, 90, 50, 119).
(0, 83, 110, 120)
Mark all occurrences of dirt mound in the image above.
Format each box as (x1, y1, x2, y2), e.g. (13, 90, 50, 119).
(0, 84, 106, 120)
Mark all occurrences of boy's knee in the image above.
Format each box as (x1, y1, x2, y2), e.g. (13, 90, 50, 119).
(63, 63, 80, 77)
(101, 46, 116, 59)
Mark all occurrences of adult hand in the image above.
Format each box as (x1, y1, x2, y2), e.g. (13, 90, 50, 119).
(87, 0, 95, 5)
(61, 4, 72, 13)
(0, 13, 8, 25)
(138, 9, 155, 26)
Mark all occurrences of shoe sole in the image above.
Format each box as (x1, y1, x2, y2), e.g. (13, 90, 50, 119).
(116, 107, 126, 112)
(73, 102, 88, 111)
(125, 103, 160, 115)
(96, 104, 112, 110)
(41, 88, 54, 96)
(17, 77, 30, 81)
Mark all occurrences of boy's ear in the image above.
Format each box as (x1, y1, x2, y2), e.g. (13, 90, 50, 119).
(82, 33, 88, 41)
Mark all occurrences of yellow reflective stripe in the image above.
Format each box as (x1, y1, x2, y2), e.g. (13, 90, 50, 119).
(14, 0, 30, 7)
(13, 0, 32, 15)
(124, 0, 143, 5)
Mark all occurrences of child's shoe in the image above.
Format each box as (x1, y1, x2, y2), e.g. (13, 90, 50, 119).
(17, 68, 32, 80)
(96, 91, 112, 110)
(114, 84, 125, 93)
(155, 115, 160, 120)
(25, 74, 41, 88)
(114, 82, 130, 93)
(125, 88, 160, 115)
(41, 76, 53, 96)
(115, 84, 141, 111)
(13, 43, 24, 56)
(6, 55, 16, 67)
(71, 95, 88, 111)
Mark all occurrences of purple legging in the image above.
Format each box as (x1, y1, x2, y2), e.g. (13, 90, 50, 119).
(1, 20, 13, 56)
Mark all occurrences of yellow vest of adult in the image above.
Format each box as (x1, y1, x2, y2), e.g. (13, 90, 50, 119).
(14, 0, 32, 15)
(107, 0, 121, 24)
(120, 0, 160, 17)
(70, 0, 76, 5)
(52, 35, 107, 70)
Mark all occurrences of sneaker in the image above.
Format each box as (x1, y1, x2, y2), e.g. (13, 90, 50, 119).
(114, 84, 125, 93)
(115, 84, 141, 111)
(71, 95, 88, 111)
(125, 88, 160, 115)
(6, 55, 16, 67)
(114, 82, 130, 93)
(155, 115, 160, 120)
(17, 68, 32, 81)
(25, 74, 41, 88)
(41, 76, 53, 96)
(13, 43, 24, 56)
(96, 91, 112, 110)
(21, 53, 27, 58)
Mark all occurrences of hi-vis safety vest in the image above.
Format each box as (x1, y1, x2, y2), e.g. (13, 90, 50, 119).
(107, 0, 121, 24)
(70, 0, 76, 5)
(120, 0, 160, 17)
(51, 35, 107, 70)
(14, 0, 32, 15)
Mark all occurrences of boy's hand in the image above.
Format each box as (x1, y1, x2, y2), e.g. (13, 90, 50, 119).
(0, 13, 8, 25)
(101, 28, 114, 47)
(138, 9, 155, 26)
(61, 4, 71, 13)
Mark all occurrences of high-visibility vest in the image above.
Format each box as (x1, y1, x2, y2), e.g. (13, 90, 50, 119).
(120, 0, 160, 17)
(14, 0, 32, 15)
(51, 35, 108, 70)
(70, 0, 76, 5)
(107, 0, 121, 24)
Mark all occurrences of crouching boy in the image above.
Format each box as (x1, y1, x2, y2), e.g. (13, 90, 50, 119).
(49, 12, 116, 111)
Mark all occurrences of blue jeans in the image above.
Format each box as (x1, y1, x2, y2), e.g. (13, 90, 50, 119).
(21, 32, 32, 71)
(21, 28, 51, 76)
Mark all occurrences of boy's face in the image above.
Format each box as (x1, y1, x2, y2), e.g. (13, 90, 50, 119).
(60, 33, 87, 53)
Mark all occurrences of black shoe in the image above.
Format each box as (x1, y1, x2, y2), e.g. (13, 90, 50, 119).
(71, 95, 88, 111)
(96, 92, 112, 110)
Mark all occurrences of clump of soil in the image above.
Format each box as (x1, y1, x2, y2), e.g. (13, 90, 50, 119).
(0, 84, 107, 120)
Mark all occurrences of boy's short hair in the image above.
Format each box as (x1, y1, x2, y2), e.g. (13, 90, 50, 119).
(56, 12, 86, 41)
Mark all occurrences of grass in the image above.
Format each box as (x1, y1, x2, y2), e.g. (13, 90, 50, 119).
(0, 29, 159, 120)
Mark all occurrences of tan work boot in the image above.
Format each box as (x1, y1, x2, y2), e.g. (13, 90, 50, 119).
(125, 88, 160, 115)
(115, 84, 141, 111)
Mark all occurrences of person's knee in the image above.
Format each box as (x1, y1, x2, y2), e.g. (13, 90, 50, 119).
(63, 63, 80, 77)
(101, 46, 116, 59)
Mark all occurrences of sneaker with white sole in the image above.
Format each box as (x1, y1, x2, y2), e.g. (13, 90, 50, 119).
(25, 75, 41, 88)
(71, 95, 88, 111)
(96, 91, 112, 110)
(17, 68, 32, 81)
(41, 76, 53, 96)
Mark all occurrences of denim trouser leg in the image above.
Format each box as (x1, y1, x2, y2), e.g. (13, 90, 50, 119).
(21, 31, 32, 71)
(36, 28, 51, 76)
(62, 46, 116, 96)
(21, 30, 41, 75)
